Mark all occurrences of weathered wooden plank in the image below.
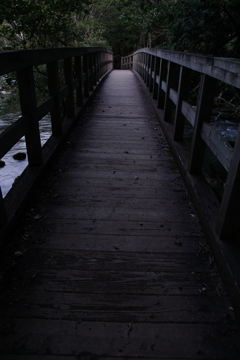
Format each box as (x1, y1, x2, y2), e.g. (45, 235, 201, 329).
(33, 219, 202, 237)
(0, 319, 239, 359)
(2, 293, 230, 324)
(20, 249, 213, 272)
(37, 205, 198, 223)
(32, 234, 202, 253)
(45, 185, 187, 202)
(37, 196, 193, 211)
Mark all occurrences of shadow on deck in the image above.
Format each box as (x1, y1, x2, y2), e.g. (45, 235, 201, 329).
(0, 70, 240, 359)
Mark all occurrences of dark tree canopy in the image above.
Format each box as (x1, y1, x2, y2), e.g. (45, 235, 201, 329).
(0, 0, 240, 60)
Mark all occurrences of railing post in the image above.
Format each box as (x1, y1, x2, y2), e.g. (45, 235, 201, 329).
(83, 54, 89, 98)
(89, 53, 94, 91)
(163, 61, 177, 122)
(64, 57, 75, 118)
(17, 66, 43, 166)
(149, 55, 155, 92)
(146, 53, 151, 86)
(75, 55, 83, 106)
(188, 74, 217, 174)
(141, 52, 144, 78)
(173, 66, 191, 141)
(216, 129, 240, 240)
(98, 52, 102, 77)
(157, 58, 168, 109)
(92, 52, 97, 86)
(136, 53, 140, 73)
(144, 53, 148, 83)
(47, 61, 63, 136)
(153, 57, 160, 100)
(0, 187, 7, 227)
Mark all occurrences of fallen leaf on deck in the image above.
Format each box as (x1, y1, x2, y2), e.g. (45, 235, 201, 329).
(127, 322, 132, 334)
(14, 251, 23, 258)
(175, 240, 182, 246)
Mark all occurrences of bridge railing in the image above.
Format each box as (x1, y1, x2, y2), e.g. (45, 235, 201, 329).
(122, 49, 240, 242)
(0, 47, 113, 242)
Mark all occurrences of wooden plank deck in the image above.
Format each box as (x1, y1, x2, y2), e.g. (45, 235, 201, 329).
(0, 70, 240, 359)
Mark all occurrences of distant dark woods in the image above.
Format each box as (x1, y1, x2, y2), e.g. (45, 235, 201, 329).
(0, 0, 240, 67)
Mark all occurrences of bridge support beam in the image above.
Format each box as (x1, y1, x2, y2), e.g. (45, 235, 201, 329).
(17, 66, 43, 167)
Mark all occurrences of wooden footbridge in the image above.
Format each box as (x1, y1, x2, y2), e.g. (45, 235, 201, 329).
(0, 48, 240, 358)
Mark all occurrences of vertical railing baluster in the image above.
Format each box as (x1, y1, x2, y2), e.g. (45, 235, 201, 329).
(96, 52, 99, 80)
(47, 61, 62, 136)
(153, 57, 160, 100)
(188, 74, 217, 174)
(75, 56, 83, 106)
(99, 52, 102, 76)
(149, 55, 154, 92)
(157, 59, 167, 109)
(89, 53, 94, 91)
(144, 53, 148, 83)
(92, 53, 97, 86)
(141, 53, 145, 80)
(146, 53, 151, 86)
(216, 129, 240, 240)
(64, 57, 75, 118)
(173, 66, 191, 141)
(83, 54, 89, 98)
(0, 187, 7, 227)
(163, 61, 177, 122)
(17, 66, 43, 166)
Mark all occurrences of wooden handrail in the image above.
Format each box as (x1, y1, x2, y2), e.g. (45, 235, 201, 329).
(122, 48, 240, 241)
(0, 47, 113, 241)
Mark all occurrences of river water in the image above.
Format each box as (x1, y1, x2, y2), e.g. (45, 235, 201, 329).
(0, 107, 239, 198)
(0, 111, 52, 197)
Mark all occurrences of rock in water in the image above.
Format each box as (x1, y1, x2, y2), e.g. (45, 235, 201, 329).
(13, 152, 26, 160)
(0, 160, 5, 167)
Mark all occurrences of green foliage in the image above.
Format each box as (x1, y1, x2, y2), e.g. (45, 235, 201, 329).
(165, 0, 240, 57)
(118, 0, 169, 49)
(0, 0, 240, 59)
(0, 0, 92, 49)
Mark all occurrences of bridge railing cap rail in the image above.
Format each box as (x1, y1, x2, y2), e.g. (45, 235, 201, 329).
(131, 47, 240, 89)
(0, 47, 113, 76)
